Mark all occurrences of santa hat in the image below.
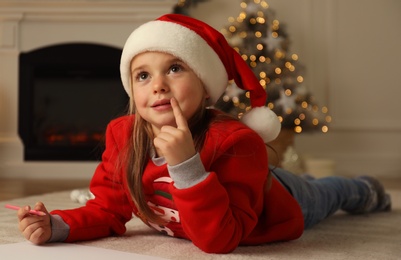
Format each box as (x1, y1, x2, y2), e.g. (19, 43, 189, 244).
(120, 14, 281, 143)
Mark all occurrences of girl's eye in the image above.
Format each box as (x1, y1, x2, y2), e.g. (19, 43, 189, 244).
(170, 64, 182, 74)
(136, 72, 149, 81)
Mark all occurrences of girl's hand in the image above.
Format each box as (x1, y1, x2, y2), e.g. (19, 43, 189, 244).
(18, 202, 51, 245)
(154, 98, 196, 166)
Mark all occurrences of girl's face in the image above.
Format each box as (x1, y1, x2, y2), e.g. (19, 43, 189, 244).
(130, 51, 209, 135)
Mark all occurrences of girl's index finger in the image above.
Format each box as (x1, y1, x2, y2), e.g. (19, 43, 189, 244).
(170, 98, 188, 130)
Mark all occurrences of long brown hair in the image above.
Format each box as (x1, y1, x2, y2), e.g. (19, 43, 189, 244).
(124, 96, 214, 224)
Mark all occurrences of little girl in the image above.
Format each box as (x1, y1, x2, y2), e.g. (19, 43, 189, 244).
(17, 14, 391, 254)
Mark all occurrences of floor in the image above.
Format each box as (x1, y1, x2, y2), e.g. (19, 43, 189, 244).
(0, 178, 90, 201)
(1, 176, 401, 202)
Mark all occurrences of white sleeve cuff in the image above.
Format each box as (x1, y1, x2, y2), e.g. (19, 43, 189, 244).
(48, 214, 70, 242)
(167, 153, 210, 189)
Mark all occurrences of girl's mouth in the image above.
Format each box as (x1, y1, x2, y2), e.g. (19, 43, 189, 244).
(151, 99, 172, 110)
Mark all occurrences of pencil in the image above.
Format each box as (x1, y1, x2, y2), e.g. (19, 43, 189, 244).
(4, 204, 46, 216)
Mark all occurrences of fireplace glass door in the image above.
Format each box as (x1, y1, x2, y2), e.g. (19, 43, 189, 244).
(19, 43, 129, 161)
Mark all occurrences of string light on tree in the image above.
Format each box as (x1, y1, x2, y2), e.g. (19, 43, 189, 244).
(215, 0, 331, 134)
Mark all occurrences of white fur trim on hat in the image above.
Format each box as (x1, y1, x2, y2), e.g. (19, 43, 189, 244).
(120, 20, 228, 106)
(240, 106, 281, 143)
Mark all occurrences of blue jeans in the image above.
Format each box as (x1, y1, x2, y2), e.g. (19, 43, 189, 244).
(270, 167, 370, 229)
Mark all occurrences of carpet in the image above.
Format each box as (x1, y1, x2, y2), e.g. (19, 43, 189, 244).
(1, 190, 400, 259)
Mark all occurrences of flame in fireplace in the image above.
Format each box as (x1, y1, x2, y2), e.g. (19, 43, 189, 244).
(44, 129, 103, 146)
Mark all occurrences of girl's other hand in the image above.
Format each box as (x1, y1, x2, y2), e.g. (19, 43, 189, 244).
(154, 97, 196, 166)
(18, 202, 51, 245)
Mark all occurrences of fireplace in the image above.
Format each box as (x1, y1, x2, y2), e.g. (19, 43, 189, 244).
(18, 43, 129, 161)
(0, 0, 175, 178)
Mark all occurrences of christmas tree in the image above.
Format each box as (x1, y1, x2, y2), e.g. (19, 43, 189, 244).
(215, 0, 331, 134)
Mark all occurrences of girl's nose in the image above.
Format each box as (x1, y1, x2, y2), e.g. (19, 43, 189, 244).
(152, 75, 169, 94)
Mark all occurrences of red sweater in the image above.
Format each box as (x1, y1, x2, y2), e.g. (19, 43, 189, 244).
(52, 114, 303, 253)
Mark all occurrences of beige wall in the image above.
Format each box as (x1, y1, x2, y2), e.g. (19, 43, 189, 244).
(192, 0, 401, 178)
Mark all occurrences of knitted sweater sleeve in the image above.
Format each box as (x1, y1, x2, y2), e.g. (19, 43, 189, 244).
(169, 126, 269, 253)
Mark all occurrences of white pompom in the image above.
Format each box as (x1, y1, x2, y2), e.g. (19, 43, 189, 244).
(78, 194, 87, 204)
(240, 106, 281, 143)
(70, 189, 94, 204)
(70, 189, 81, 202)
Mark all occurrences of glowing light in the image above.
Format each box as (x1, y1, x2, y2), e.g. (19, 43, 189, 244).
(297, 76, 304, 83)
(295, 126, 302, 133)
(278, 116, 283, 123)
(322, 106, 329, 113)
(255, 31, 262, 37)
(257, 17, 266, 24)
(261, 1, 269, 8)
(272, 20, 280, 30)
(259, 71, 266, 78)
(257, 44, 263, 50)
(229, 26, 236, 33)
(240, 2, 247, 9)
(301, 101, 308, 109)
(259, 56, 266, 62)
(294, 118, 301, 125)
(326, 116, 332, 123)
(285, 89, 292, 96)
(299, 113, 306, 120)
(177, 0, 185, 7)
(260, 79, 266, 86)
(322, 126, 329, 133)
(312, 118, 319, 125)
(228, 17, 235, 23)
(312, 105, 319, 112)
(275, 68, 282, 74)
(272, 32, 278, 38)
(250, 18, 257, 25)
(268, 102, 274, 109)
(250, 61, 257, 67)
(250, 55, 257, 61)
(241, 54, 248, 60)
(292, 54, 299, 60)
(275, 50, 284, 59)
(239, 31, 247, 38)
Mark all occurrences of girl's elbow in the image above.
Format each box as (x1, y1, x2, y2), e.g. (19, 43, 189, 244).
(193, 237, 239, 254)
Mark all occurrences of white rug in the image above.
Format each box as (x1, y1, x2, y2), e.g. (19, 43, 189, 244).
(1, 190, 400, 259)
